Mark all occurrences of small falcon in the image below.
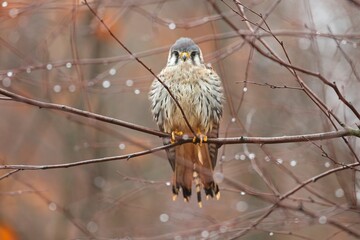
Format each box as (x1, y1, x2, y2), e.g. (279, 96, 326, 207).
(149, 37, 224, 207)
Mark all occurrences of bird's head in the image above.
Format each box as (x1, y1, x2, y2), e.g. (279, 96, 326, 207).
(167, 37, 204, 67)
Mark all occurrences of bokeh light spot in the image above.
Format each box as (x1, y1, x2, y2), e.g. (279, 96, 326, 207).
(68, 84, 76, 92)
(118, 143, 126, 150)
(87, 221, 98, 233)
(109, 68, 116, 75)
(53, 85, 61, 93)
(48, 202, 57, 211)
(46, 64, 53, 70)
(335, 188, 344, 198)
(94, 176, 106, 189)
(201, 230, 209, 238)
(319, 216, 327, 224)
(126, 79, 134, 87)
(168, 22, 176, 30)
(102, 80, 111, 88)
(159, 213, 169, 223)
(236, 201, 248, 212)
(2, 77, 11, 87)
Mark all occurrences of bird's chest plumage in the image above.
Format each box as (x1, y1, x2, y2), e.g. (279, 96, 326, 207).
(171, 69, 201, 106)
(149, 63, 223, 134)
(165, 66, 207, 131)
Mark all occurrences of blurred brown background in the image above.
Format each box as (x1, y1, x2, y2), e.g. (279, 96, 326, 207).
(0, 0, 360, 239)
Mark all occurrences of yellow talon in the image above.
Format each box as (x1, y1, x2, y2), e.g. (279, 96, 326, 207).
(176, 130, 183, 135)
(193, 129, 207, 146)
(198, 201, 203, 208)
(172, 195, 177, 201)
(216, 192, 221, 200)
(171, 130, 183, 143)
(171, 132, 175, 144)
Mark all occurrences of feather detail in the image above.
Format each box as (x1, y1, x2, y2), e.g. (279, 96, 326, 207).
(171, 142, 219, 203)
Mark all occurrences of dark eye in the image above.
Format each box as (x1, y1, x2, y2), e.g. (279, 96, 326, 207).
(173, 51, 179, 58)
(191, 51, 197, 58)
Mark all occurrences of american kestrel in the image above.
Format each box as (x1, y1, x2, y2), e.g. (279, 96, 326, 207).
(149, 38, 224, 207)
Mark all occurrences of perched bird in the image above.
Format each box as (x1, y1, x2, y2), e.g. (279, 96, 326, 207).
(149, 37, 224, 207)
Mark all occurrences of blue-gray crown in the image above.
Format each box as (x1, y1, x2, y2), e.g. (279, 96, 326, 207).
(171, 37, 199, 52)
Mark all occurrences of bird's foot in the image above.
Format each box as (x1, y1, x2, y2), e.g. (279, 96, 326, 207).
(171, 130, 183, 143)
(192, 129, 207, 146)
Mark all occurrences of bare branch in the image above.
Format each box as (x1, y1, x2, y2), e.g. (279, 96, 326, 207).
(210, 128, 360, 145)
(1, 86, 359, 148)
(0, 87, 168, 138)
(1, 128, 359, 171)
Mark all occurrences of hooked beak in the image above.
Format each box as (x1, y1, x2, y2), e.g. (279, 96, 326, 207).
(179, 52, 190, 61)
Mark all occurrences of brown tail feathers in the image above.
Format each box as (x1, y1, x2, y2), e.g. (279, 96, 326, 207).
(172, 143, 219, 207)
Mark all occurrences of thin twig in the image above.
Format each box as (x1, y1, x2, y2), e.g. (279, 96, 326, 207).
(0, 169, 20, 181)
(237, 80, 304, 90)
(0, 142, 180, 170)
